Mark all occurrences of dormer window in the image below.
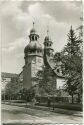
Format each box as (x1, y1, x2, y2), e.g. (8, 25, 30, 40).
(57, 69, 59, 73)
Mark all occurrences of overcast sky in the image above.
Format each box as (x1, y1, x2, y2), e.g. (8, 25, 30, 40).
(0, 1, 82, 74)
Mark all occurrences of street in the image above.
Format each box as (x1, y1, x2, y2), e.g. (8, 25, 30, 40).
(2, 104, 83, 125)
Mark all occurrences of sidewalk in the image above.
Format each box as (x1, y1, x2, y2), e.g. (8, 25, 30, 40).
(2, 101, 82, 117)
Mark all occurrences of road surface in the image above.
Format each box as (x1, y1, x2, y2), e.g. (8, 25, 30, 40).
(2, 104, 83, 125)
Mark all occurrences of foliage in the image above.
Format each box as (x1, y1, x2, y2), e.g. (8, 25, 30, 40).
(17, 87, 35, 101)
(53, 26, 82, 103)
(54, 52, 62, 62)
(5, 77, 22, 100)
(61, 26, 83, 103)
(36, 66, 56, 96)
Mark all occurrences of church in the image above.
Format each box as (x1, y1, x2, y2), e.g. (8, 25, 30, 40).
(23, 22, 66, 97)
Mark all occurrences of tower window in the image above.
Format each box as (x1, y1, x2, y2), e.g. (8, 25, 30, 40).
(32, 36, 34, 41)
(35, 36, 37, 41)
(37, 50, 40, 53)
(47, 43, 48, 46)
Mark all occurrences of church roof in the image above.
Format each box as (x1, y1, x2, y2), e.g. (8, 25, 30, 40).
(30, 28, 36, 34)
(44, 55, 65, 78)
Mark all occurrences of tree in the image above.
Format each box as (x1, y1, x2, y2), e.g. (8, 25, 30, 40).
(36, 66, 57, 110)
(37, 66, 56, 95)
(54, 52, 62, 62)
(61, 26, 83, 103)
(5, 77, 23, 100)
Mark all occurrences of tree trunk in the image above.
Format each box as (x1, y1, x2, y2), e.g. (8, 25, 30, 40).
(4, 92, 5, 103)
(52, 95, 55, 110)
(9, 95, 11, 104)
(72, 94, 74, 103)
(77, 93, 80, 103)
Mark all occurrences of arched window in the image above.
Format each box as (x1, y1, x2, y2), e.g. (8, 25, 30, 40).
(47, 43, 48, 46)
(35, 36, 37, 41)
(32, 36, 34, 41)
(37, 50, 39, 53)
(40, 50, 42, 52)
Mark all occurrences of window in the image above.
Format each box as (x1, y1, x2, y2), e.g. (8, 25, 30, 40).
(32, 36, 34, 41)
(57, 69, 59, 73)
(38, 50, 40, 53)
(35, 36, 37, 41)
(47, 43, 48, 46)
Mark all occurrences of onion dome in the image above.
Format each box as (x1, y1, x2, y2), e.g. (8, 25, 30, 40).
(44, 35, 53, 46)
(30, 28, 36, 34)
(44, 36, 50, 41)
(30, 22, 36, 34)
(24, 41, 42, 53)
(24, 22, 42, 54)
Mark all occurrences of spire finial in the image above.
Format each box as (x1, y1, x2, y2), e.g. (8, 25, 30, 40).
(47, 29, 49, 36)
(33, 22, 35, 28)
(47, 25, 49, 36)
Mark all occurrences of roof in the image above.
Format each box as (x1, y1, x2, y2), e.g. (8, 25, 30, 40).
(44, 54, 65, 78)
(30, 28, 36, 33)
(1, 72, 18, 78)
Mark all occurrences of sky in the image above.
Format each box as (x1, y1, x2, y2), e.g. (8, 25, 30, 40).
(0, 1, 82, 74)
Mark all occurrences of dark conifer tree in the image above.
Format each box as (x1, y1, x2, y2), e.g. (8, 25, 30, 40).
(62, 26, 82, 103)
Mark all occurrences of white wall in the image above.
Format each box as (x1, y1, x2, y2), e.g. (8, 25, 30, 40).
(57, 78, 66, 90)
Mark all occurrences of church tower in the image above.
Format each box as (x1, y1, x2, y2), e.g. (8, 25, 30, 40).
(44, 30, 54, 58)
(43, 30, 57, 93)
(23, 22, 43, 89)
(43, 30, 65, 92)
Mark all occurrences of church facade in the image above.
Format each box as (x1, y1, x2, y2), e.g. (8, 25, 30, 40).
(23, 23, 66, 96)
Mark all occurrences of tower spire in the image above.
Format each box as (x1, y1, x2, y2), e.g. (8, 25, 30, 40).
(33, 22, 35, 28)
(47, 25, 49, 36)
(47, 29, 49, 36)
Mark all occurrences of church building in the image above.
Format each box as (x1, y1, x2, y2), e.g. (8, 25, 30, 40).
(23, 22, 66, 96)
